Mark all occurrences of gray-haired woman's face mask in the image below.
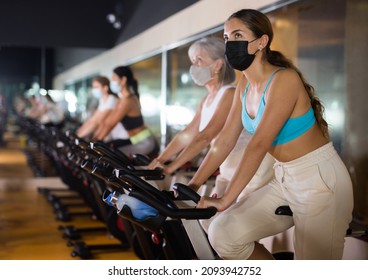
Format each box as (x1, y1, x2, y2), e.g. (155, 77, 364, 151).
(189, 64, 213, 86)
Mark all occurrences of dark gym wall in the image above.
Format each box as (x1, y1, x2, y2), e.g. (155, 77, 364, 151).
(0, 46, 54, 90)
(0, 0, 199, 89)
(0, 0, 117, 48)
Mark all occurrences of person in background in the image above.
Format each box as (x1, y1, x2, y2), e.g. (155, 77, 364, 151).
(23, 94, 64, 128)
(148, 37, 275, 229)
(24, 95, 43, 120)
(0, 95, 7, 146)
(38, 94, 65, 128)
(189, 9, 353, 260)
(92, 66, 159, 159)
(76, 76, 129, 142)
(13, 95, 30, 117)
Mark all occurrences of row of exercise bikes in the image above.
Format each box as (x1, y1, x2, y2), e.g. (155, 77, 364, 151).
(20, 117, 218, 260)
(19, 117, 367, 260)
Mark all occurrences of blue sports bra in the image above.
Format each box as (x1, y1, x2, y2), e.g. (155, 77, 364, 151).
(241, 68, 316, 146)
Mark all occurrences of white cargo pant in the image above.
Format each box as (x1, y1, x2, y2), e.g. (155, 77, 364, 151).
(208, 142, 354, 260)
(200, 153, 275, 233)
(199, 129, 276, 233)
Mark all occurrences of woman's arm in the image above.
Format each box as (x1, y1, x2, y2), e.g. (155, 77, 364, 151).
(197, 70, 301, 211)
(165, 87, 236, 174)
(34, 103, 47, 119)
(148, 97, 206, 170)
(77, 109, 112, 138)
(92, 97, 131, 140)
(188, 85, 244, 191)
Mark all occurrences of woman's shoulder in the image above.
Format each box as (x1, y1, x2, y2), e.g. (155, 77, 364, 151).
(271, 68, 304, 90)
(221, 83, 236, 94)
(266, 68, 306, 103)
(271, 67, 299, 81)
(122, 92, 139, 101)
(221, 83, 236, 90)
(107, 94, 117, 100)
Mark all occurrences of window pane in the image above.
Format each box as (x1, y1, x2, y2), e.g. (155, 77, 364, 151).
(131, 55, 162, 144)
(166, 43, 206, 141)
(268, 0, 345, 153)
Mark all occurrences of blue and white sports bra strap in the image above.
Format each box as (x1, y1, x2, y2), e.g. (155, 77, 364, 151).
(263, 67, 286, 95)
(243, 67, 285, 98)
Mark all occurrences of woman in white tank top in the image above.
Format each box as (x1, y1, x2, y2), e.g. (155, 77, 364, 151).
(77, 76, 129, 142)
(148, 37, 236, 175)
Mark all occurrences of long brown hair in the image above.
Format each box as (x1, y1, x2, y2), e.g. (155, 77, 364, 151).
(93, 76, 114, 95)
(113, 66, 140, 99)
(227, 9, 329, 138)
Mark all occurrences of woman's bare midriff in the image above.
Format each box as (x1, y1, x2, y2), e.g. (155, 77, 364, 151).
(269, 124, 329, 162)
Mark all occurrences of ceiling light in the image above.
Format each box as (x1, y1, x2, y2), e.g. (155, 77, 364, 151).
(106, 13, 116, 24)
(113, 21, 121, 29)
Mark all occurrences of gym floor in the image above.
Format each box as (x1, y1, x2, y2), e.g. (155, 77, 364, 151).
(0, 130, 139, 260)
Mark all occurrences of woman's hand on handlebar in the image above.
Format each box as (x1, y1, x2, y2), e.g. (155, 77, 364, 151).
(148, 158, 169, 174)
(148, 158, 162, 169)
(197, 196, 227, 212)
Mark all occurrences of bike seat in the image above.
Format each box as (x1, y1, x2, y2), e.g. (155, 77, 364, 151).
(275, 205, 293, 216)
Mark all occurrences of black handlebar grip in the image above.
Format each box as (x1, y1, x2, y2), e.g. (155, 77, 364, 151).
(132, 153, 152, 166)
(74, 137, 89, 150)
(172, 182, 201, 204)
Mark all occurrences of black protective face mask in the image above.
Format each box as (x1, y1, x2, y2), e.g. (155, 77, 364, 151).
(225, 39, 259, 71)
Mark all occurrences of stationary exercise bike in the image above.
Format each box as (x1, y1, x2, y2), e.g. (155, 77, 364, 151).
(83, 140, 170, 259)
(103, 172, 218, 259)
(274, 205, 368, 259)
